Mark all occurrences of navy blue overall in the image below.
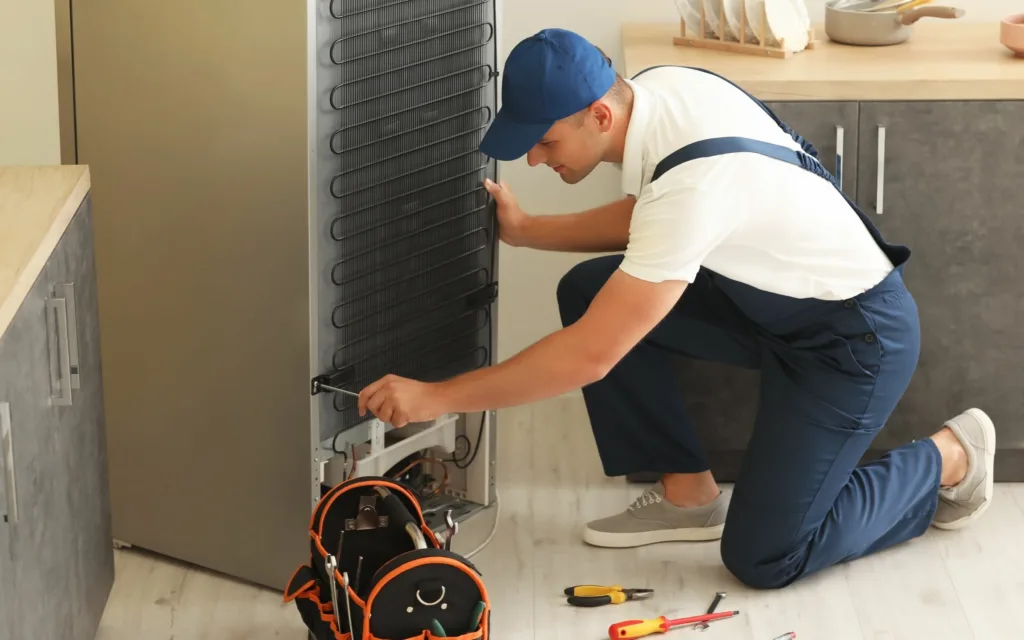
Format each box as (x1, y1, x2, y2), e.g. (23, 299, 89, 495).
(556, 67, 943, 589)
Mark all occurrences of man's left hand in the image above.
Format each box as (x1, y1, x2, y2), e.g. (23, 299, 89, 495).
(358, 375, 445, 428)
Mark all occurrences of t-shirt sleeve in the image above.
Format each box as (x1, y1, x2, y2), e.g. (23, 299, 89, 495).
(618, 164, 743, 284)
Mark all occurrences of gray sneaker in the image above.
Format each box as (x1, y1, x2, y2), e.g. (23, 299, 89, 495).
(583, 482, 727, 548)
(932, 408, 997, 531)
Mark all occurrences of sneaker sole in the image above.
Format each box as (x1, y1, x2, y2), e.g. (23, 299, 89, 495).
(932, 407, 996, 531)
(582, 523, 725, 548)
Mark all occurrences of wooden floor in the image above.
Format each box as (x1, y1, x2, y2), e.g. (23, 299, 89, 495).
(96, 397, 1024, 640)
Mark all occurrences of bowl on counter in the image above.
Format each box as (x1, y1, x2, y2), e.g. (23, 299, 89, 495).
(1002, 13, 1024, 56)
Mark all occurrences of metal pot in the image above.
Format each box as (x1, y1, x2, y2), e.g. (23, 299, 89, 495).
(825, 1, 966, 46)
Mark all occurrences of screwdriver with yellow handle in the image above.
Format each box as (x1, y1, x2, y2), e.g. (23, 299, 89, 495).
(607, 610, 740, 638)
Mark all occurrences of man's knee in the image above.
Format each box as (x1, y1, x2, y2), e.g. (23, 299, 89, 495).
(720, 520, 802, 590)
(555, 255, 622, 325)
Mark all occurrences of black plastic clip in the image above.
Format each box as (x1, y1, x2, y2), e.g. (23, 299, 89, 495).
(311, 367, 355, 396)
(466, 281, 498, 309)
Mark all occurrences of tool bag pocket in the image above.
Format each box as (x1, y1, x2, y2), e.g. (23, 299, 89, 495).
(364, 549, 490, 640)
(285, 476, 490, 640)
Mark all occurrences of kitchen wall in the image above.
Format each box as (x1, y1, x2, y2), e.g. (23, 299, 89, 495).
(0, 0, 62, 166)
(493, 0, 1019, 363)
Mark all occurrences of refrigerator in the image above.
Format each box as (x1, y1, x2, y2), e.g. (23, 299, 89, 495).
(55, 0, 501, 590)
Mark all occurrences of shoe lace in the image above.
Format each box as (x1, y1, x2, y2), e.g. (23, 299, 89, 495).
(628, 489, 663, 511)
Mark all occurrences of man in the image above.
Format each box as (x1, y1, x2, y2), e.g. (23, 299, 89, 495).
(357, 28, 997, 589)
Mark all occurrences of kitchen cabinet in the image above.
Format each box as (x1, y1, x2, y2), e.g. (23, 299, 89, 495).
(0, 168, 113, 640)
(855, 101, 1024, 470)
(621, 22, 1024, 483)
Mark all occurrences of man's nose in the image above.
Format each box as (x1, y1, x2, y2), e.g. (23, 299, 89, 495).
(526, 147, 543, 167)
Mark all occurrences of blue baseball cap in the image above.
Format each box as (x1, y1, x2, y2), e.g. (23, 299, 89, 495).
(479, 29, 617, 161)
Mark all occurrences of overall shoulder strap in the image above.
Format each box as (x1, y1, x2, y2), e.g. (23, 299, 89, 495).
(650, 136, 832, 184)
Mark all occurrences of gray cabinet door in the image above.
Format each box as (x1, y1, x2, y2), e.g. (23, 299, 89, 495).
(856, 101, 1024, 480)
(0, 195, 113, 639)
(0, 218, 76, 640)
(53, 195, 115, 638)
(0, 405, 13, 639)
(629, 102, 862, 484)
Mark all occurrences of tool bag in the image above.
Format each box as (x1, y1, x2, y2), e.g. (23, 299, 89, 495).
(284, 475, 491, 640)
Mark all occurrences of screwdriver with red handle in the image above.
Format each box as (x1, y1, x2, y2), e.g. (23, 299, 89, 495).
(608, 610, 740, 638)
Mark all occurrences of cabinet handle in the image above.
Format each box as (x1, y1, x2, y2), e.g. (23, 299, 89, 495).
(56, 283, 81, 390)
(45, 297, 74, 406)
(1, 402, 17, 524)
(835, 125, 844, 191)
(876, 126, 886, 214)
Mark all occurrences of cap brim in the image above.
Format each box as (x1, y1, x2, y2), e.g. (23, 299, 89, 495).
(479, 108, 553, 161)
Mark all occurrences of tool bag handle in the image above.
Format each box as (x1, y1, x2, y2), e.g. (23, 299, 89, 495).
(373, 486, 428, 550)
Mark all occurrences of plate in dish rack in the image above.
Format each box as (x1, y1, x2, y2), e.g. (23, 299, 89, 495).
(725, 0, 761, 42)
(674, 0, 715, 37)
(792, 0, 811, 29)
(744, 0, 780, 46)
(701, 0, 737, 40)
(766, 0, 810, 50)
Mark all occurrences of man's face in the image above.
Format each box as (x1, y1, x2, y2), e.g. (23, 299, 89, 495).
(524, 105, 611, 184)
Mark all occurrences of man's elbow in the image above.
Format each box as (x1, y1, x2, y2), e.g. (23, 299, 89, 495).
(577, 350, 619, 386)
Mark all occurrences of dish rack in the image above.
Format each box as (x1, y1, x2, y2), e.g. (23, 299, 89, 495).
(673, 0, 817, 58)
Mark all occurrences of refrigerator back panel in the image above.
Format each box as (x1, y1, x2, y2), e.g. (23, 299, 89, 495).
(315, 0, 499, 442)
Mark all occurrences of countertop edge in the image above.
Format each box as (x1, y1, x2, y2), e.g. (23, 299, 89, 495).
(685, 80, 1024, 102)
(0, 166, 91, 341)
(621, 22, 1024, 101)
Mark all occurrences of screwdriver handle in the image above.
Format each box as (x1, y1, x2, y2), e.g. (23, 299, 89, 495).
(608, 617, 667, 639)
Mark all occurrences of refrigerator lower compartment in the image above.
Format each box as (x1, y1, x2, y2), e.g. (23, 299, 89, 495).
(314, 409, 497, 541)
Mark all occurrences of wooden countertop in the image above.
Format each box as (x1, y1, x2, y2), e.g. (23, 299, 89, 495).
(1, 166, 90, 340)
(622, 21, 1024, 101)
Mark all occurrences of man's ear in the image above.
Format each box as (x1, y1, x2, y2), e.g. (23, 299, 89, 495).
(589, 100, 615, 133)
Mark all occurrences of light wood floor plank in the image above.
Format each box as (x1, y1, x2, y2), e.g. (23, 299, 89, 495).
(938, 484, 1024, 640)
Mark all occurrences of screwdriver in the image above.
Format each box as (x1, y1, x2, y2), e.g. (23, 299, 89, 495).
(608, 610, 739, 638)
(319, 384, 360, 398)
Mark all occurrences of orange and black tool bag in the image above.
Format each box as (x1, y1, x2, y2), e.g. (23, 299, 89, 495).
(284, 476, 491, 640)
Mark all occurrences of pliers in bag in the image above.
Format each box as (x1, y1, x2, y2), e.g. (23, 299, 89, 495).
(564, 584, 655, 607)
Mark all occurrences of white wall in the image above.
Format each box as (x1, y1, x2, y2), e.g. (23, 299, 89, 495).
(494, 0, 1019, 362)
(0, 0, 62, 166)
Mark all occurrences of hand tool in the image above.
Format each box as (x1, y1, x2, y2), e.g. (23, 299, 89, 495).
(325, 555, 342, 624)
(564, 585, 655, 607)
(694, 591, 726, 631)
(444, 509, 458, 551)
(468, 601, 486, 629)
(318, 383, 361, 398)
(342, 571, 356, 634)
(354, 556, 364, 594)
(607, 610, 739, 639)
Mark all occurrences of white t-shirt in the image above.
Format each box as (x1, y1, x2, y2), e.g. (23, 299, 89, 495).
(617, 66, 893, 301)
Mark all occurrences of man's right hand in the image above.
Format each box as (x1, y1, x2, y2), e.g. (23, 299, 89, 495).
(483, 178, 530, 247)
(481, 178, 634, 254)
